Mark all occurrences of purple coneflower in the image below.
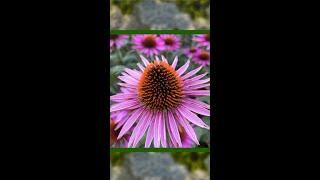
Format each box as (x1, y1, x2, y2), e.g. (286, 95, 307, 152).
(193, 34, 210, 50)
(110, 111, 131, 147)
(184, 46, 200, 58)
(132, 35, 165, 56)
(192, 50, 210, 66)
(160, 34, 181, 51)
(110, 35, 129, 49)
(110, 55, 210, 148)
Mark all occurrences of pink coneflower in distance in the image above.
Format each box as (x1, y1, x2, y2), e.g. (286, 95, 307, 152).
(110, 35, 129, 49)
(184, 46, 200, 58)
(193, 34, 210, 50)
(192, 50, 210, 66)
(160, 34, 181, 51)
(132, 35, 165, 56)
(110, 55, 210, 148)
(110, 111, 131, 147)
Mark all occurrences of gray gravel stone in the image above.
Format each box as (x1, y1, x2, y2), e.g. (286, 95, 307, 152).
(133, 0, 194, 29)
(110, 5, 123, 29)
(124, 152, 188, 180)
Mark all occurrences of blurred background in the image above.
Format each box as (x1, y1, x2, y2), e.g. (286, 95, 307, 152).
(110, 0, 210, 29)
(111, 152, 210, 180)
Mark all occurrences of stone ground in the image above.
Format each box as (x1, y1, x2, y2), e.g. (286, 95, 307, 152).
(110, 0, 210, 30)
(110, 153, 210, 180)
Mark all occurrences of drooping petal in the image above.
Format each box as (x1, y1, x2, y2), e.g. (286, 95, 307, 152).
(174, 110, 200, 145)
(184, 90, 210, 96)
(160, 112, 167, 147)
(184, 98, 210, 109)
(124, 68, 141, 80)
(110, 93, 137, 101)
(117, 82, 136, 89)
(181, 103, 210, 116)
(127, 111, 151, 147)
(133, 112, 153, 147)
(145, 119, 155, 148)
(185, 78, 210, 87)
(177, 106, 210, 129)
(184, 73, 208, 83)
(186, 83, 210, 90)
(118, 75, 138, 85)
(153, 112, 162, 148)
(167, 110, 182, 147)
(110, 100, 139, 112)
(117, 108, 144, 139)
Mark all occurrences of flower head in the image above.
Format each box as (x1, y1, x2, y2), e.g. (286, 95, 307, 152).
(110, 35, 129, 49)
(192, 50, 210, 66)
(132, 35, 165, 56)
(193, 34, 210, 50)
(184, 46, 200, 58)
(110, 55, 210, 148)
(160, 34, 181, 51)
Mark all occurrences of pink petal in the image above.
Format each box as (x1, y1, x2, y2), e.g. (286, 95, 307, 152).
(161, 55, 168, 63)
(184, 90, 210, 96)
(181, 66, 202, 80)
(177, 106, 210, 129)
(115, 118, 127, 130)
(186, 83, 210, 90)
(167, 111, 182, 147)
(174, 111, 200, 145)
(171, 56, 178, 69)
(181, 103, 210, 116)
(166, 117, 178, 148)
(145, 119, 155, 148)
(110, 93, 137, 101)
(153, 112, 161, 148)
(117, 108, 144, 139)
(185, 78, 210, 87)
(177, 60, 190, 76)
(185, 98, 210, 109)
(137, 63, 145, 71)
(140, 55, 150, 67)
(117, 82, 136, 89)
(118, 75, 138, 85)
(113, 111, 128, 124)
(133, 112, 153, 147)
(160, 112, 167, 147)
(127, 111, 150, 147)
(184, 73, 208, 83)
(124, 68, 141, 80)
(110, 100, 139, 112)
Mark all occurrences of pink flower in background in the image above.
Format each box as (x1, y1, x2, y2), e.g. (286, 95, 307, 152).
(192, 50, 210, 66)
(168, 125, 195, 148)
(184, 46, 200, 58)
(193, 34, 210, 50)
(160, 34, 181, 51)
(110, 35, 129, 49)
(110, 117, 130, 148)
(110, 55, 210, 148)
(132, 35, 165, 56)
